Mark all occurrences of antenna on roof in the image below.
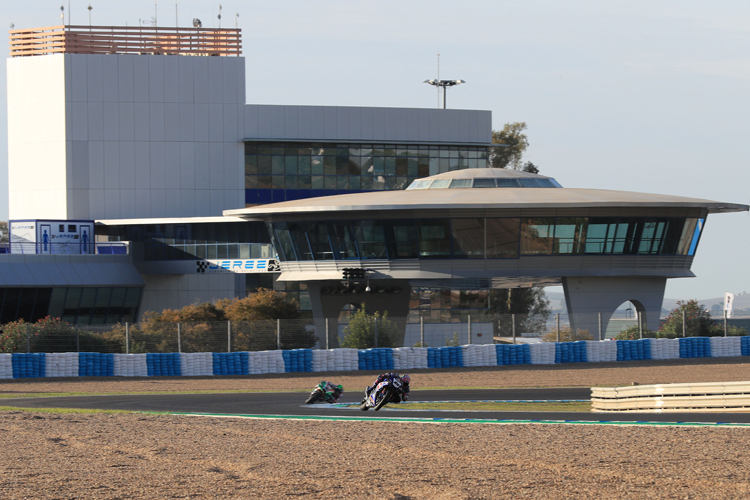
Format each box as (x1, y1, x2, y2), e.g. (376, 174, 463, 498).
(193, 18, 202, 28)
(218, 4, 223, 28)
(175, 1, 178, 27)
(154, 0, 157, 26)
(60, 5, 65, 25)
(235, 12, 239, 29)
(87, 4, 92, 26)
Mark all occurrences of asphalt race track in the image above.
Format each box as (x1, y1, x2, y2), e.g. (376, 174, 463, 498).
(4, 388, 750, 425)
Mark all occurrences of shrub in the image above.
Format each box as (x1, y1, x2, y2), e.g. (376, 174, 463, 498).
(340, 306, 397, 349)
(541, 327, 593, 342)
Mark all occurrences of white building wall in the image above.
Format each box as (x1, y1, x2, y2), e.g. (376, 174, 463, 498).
(8, 54, 246, 221)
(7, 55, 69, 219)
(243, 104, 492, 144)
(139, 273, 241, 315)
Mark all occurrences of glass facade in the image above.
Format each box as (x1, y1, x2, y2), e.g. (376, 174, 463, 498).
(407, 176, 562, 190)
(0, 287, 142, 325)
(270, 217, 705, 261)
(99, 222, 274, 261)
(244, 142, 489, 206)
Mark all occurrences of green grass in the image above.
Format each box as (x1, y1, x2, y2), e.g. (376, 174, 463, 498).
(0, 406, 147, 415)
(0, 389, 310, 399)
(398, 401, 592, 412)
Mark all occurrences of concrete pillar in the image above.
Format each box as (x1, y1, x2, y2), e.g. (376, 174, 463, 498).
(307, 279, 412, 348)
(562, 276, 666, 337)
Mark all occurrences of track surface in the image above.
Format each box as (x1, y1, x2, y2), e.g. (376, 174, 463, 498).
(5, 388, 750, 424)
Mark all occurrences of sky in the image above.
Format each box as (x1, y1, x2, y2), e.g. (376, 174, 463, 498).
(0, 1, 748, 302)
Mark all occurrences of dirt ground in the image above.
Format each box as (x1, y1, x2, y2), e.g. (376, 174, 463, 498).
(2, 357, 750, 499)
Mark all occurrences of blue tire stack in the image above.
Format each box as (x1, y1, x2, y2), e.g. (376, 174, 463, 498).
(556, 342, 587, 363)
(12, 353, 45, 378)
(496, 344, 531, 365)
(617, 340, 651, 361)
(742, 336, 750, 356)
(679, 337, 711, 358)
(284, 349, 313, 373)
(147, 353, 181, 376)
(78, 352, 114, 377)
(358, 348, 393, 371)
(212, 352, 249, 375)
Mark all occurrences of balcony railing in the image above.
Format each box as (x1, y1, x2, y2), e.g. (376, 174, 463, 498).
(9, 25, 241, 57)
(0, 242, 129, 255)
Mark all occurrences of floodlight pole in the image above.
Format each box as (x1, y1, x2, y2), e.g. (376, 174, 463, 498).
(423, 79, 466, 109)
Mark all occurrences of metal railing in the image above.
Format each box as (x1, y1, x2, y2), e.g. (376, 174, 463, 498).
(10, 25, 242, 57)
(1, 242, 128, 255)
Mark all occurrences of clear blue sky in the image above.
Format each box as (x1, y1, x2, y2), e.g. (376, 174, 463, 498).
(1, 1, 748, 302)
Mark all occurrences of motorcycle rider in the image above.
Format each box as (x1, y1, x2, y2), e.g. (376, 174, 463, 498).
(366, 373, 411, 403)
(316, 380, 344, 403)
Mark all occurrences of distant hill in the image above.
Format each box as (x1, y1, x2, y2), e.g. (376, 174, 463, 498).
(543, 289, 750, 317)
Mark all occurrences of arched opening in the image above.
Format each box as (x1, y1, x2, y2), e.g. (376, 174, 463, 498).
(607, 300, 647, 339)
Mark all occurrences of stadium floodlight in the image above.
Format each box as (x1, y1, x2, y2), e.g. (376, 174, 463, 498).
(423, 79, 466, 109)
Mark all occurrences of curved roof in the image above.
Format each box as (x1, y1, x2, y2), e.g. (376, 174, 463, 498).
(407, 168, 563, 190)
(224, 169, 748, 218)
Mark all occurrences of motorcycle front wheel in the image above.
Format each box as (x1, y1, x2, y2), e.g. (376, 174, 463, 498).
(374, 388, 393, 411)
(305, 390, 323, 404)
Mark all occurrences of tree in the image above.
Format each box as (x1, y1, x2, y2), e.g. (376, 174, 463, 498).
(489, 122, 529, 170)
(340, 305, 398, 349)
(216, 289, 300, 321)
(217, 290, 317, 350)
(656, 299, 745, 338)
(0, 222, 7, 243)
(490, 287, 551, 334)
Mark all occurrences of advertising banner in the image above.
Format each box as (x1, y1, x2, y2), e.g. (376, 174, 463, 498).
(195, 259, 281, 274)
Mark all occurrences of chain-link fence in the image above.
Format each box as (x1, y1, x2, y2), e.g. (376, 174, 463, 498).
(0, 312, 746, 354)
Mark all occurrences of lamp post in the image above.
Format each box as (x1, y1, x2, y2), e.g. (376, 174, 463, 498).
(423, 79, 466, 109)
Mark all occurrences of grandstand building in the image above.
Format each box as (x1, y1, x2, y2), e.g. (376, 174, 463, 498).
(2, 24, 746, 338)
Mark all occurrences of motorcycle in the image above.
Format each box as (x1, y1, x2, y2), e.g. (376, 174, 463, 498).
(360, 375, 403, 411)
(305, 385, 327, 404)
(305, 382, 342, 404)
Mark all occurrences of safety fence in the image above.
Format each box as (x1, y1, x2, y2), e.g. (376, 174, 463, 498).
(5, 314, 748, 355)
(2, 336, 750, 379)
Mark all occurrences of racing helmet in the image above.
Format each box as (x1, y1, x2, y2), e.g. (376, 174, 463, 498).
(336, 384, 344, 392)
(401, 374, 411, 385)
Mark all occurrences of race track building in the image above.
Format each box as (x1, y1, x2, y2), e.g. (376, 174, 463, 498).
(2, 24, 746, 336)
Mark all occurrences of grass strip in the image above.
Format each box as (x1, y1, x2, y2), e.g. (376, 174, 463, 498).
(396, 401, 592, 412)
(0, 406, 143, 415)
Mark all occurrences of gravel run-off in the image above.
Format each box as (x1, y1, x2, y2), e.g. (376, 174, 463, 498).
(1, 357, 750, 499)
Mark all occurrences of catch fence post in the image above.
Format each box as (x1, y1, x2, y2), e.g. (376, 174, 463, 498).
(374, 317, 378, 348)
(276, 319, 281, 350)
(598, 313, 602, 341)
(75, 325, 79, 353)
(227, 321, 231, 353)
(682, 310, 686, 337)
(638, 312, 643, 339)
(125, 322, 129, 354)
(177, 322, 182, 353)
(325, 318, 329, 350)
(556, 314, 560, 343)
(512, 314, 516, 345)
(420, 316, 425, 347)
(468, 314, 471, 345)
(724, 310, 728, 337)
(26, 324, 30, 353)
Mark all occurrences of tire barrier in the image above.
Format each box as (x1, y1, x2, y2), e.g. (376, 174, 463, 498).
(2, 336, 749, 379)
(495, 344, 531, 365)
